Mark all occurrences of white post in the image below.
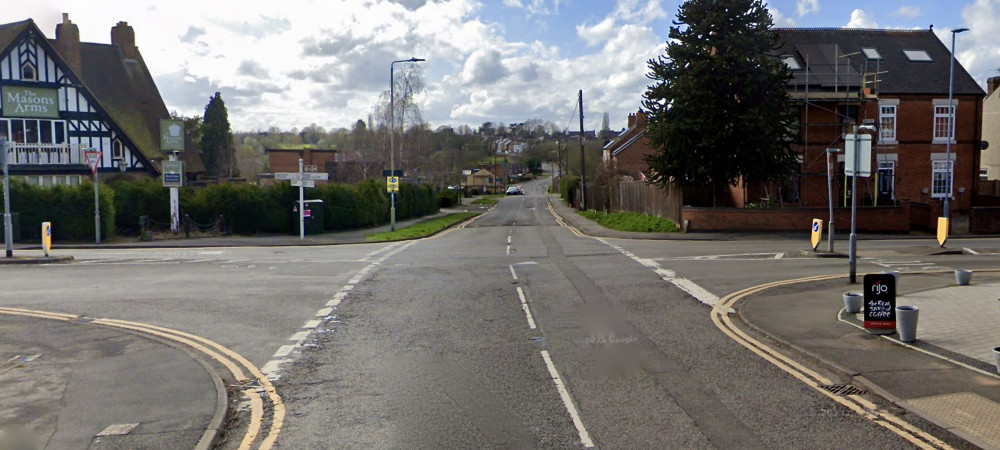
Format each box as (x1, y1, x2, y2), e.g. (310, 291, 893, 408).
(849, 126, 858, 283)
(94, 167, 101, 244)
(299, 158, 305, 240)
(1, 138, 12, 257)
(169, 151, 180, 233)
(826, 148, 836, 252)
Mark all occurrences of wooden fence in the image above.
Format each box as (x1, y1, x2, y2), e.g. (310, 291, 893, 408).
(581, 180, 682, 224)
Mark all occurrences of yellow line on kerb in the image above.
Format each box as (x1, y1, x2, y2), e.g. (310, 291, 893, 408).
(0, 307, 284, 450)
(711, 275, 951, 450)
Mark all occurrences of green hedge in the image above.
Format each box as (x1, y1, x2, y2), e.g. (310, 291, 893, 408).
(560, 175, 580, 202)
(3, 177, 440, 239)
(7, 179, 115, 241)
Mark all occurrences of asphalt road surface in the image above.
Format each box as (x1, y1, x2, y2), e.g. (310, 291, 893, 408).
(4, 175, 998, 448)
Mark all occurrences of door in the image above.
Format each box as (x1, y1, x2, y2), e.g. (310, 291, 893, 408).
(877, 160, 895, 202)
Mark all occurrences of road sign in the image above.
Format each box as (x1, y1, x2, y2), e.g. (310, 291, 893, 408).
(291, 179, 315, 188)
(387, 176, 399, 192)
(85, 151, 102, 175)
(275, 172, 329, 181)
(810, 218, 822, 251)
(844, 134, 872, 177)
(162, 160, 184, 187)
(304, 165, 318, 173)
(937, 217, 949, 247)
(383, 169, 403, 177)
(160, 119, 185, 152)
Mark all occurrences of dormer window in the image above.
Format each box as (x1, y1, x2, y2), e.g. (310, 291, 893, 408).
(903, 50, 932, 62)
(21, 62, 37, 81)
(780, 55, 802, 70)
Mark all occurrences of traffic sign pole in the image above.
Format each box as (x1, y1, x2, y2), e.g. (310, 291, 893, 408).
(86, 149, 102, 244)
(299, 158, 305, 240)
(169, 152, 180, 233)
(2, 138, 12, 257)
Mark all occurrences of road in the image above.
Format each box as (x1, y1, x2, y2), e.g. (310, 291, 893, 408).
(2, 176, 998, 448)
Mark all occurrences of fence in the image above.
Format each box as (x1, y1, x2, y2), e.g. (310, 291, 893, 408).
(980, 180, 1000, 196)
(579, 180, 682, 223)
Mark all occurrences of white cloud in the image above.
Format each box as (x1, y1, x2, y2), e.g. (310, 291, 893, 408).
(892, 6, 922, 19)
(955, 0, 1000, 90)
(796, 0, 819, 17)
(770, 8, 797, 27)
(845, 9, 878, 28)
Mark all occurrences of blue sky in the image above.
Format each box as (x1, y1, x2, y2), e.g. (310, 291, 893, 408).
(6, 1, 996, 132)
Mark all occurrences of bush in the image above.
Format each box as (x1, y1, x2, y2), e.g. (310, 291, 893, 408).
(560, 175, 580, 202)
(439, 188, 459, 208)
(108, 177, 169, 235)
(8, 179, 115, 241)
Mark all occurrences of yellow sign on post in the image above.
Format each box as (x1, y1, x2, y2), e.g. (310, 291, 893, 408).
(937, 217, 949, 247)
(386, 176, 399, 192)
(41, 222, 52, 257)
(810, 218, 822, 251)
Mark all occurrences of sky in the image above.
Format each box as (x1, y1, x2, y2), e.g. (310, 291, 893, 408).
(6, 0, 999, 132)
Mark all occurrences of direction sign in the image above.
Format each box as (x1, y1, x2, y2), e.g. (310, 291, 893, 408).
(85, 151, 102, 175)
(810, 218, 822, 251)
(291, 179, 315, 188)
(275, 172, 329, 181)
(304, 165, 319, 173)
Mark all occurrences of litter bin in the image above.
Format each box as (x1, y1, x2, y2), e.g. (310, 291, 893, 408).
(0, 212, 21, 242)
(304, 201, 324, 235)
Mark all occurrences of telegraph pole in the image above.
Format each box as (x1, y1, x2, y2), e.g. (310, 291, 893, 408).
(578, 90, 586, 210)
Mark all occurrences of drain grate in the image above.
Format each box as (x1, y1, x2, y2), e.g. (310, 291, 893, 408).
(820, 384, 866, 396)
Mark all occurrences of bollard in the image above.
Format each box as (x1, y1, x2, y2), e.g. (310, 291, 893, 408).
(843, 292, 862, 314)
(896, 305, 919, 343)
(41, 222, 51, 257)
(994, 346, 1000, 374)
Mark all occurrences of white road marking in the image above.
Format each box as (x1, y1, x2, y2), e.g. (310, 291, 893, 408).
(964, 247, 979, 255)
(302, 320, 321, 329)
(599, 238, 719, 306)
(775, 252, 784, 259)
(509, 265, 518, 280)
(289, 331, 311, 342)
(516, 286, 537, 329)
(316, 307, 333, 316)
(506, 245, 511, 256)
(273, 345, 297, 358)
(540, 350, 594, 448)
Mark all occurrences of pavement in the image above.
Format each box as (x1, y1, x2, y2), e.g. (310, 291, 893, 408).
(2, 196, 1000, 449)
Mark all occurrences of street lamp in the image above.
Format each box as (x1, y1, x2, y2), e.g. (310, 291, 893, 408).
(390, 57, 424, 231)
(944, 28, 969, 224)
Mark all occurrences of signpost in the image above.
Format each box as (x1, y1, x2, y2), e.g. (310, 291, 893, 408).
(160, 119, 185, 233)
(810, 218, 822, 251)
(276, 162, 330, 240)
(85, 149, 102, 244)
(863, 273, 896, 334)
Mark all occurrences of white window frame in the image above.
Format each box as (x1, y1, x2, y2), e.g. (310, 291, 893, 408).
(21, 62, 37, 81)
(931, 160, 954, 199)
(879, 104, 897, 143)
(932, 99, 957, 143)
(981, 168, 989, 181)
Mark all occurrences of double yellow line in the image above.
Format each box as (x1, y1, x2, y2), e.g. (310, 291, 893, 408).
(710, 276, 951, 449)
(0, 307, 284, 450)
(546, 202, 586, 237)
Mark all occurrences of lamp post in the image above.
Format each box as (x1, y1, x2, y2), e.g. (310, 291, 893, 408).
(389, 57, 424, 232)
(944, 28, 968, 222)
(1, 138, 12, 257)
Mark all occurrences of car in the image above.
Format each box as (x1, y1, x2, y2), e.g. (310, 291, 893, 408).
(506, 186, 524, 195)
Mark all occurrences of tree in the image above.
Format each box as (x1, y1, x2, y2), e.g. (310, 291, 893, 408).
(642, 0, 796, 199)
(200, 92, 236, 177)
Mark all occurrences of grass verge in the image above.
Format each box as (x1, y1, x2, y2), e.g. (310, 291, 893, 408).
(471, 194, 504, 205)
(366, 212, 479, 242)
(577, 210, 679, 233)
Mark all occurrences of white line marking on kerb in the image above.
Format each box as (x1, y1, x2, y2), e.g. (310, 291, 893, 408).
(516, 287, 537, 329)
(289, 331, 311, 342)
(509, 265, 518, 280)
(302, 320, 321, 329)
(541, 350, 594, 448)
(273, 345, 297, 358)
(316, 307, 333, 316)
(964, 247, 979, 255)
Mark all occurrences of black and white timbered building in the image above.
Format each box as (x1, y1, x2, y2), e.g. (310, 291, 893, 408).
(0, 14, 199, 186)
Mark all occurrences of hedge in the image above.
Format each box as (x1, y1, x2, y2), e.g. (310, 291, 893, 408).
(2, 178, 440, 240)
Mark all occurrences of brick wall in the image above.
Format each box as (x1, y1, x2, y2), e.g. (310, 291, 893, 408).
(971, 207, 1000, 232)
(681, 205, 909, 232)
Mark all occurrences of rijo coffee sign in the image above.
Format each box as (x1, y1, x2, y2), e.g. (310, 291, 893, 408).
(2, 86, 59, 119)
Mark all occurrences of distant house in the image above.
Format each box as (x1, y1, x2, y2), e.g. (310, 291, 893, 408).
(768, 28, 984, 221)
(980, 76, 1000, 181)
(463, 165, 506, 194)
(260, 148, 345, 185)
(602, 111, 653, 180)
(0, 14, 201, 185)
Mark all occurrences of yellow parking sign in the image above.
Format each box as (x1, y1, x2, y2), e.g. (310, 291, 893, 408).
(386, 176, 399, 192)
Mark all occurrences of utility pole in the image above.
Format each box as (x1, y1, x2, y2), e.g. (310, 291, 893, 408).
(578, 90, 586, 210)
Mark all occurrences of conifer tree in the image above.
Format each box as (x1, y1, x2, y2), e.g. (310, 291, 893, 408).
(200, 92, 236, 177)
(642, 0, 796, 198)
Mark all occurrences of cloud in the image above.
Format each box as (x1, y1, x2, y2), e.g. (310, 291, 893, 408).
(845, 9, 877, 28)
(216, 15, 291, 40)
(461, 49, 508, 85)
(796, 0, 819, 17)
(577, 17, 616, 46)
(237, 60, 269, 79)
(502, 0, 563, 16)
(179, 26, 205, 43)
(577, 0, 665, 46)
(892, 6, 922, 19)
(770, 8, 797, 27)
(956, 0, 1000, 90)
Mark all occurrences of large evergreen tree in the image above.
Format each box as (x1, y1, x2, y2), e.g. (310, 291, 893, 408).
(642, 0, 796, 196)
(200, 92, 236, 177)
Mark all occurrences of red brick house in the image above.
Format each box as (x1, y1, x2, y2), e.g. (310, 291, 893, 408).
(771, 28, 985, 226)
(602, 111, 654, 180)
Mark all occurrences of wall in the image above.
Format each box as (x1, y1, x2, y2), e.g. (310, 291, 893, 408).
(681, 205, 910, 232)
(971, 207, 1000, 232)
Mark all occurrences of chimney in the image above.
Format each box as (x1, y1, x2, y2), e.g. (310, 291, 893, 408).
(55, 13, 81, 75)
(635, 111, 647, 127)
(111, 21, 137, 60)
(628, 113, 636, 128)
(988, 76, 1000, 96)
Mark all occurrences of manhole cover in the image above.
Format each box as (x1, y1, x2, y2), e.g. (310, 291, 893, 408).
(820, 384, 866, 396)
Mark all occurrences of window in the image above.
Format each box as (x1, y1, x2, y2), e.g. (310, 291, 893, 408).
(982, 168, 990, 181)
(112, 139, 125, 160)
(879, 105, 896, 142)
(2, 119, 67, 144)
(903, 50, 932, 62)
(932, 160, 953, 198)
(933, 105, 955, 142)
(780, 55, 801, 70)
(861, 48, 881, 60)
(21, 62, 36, 81)
(839, 104, 859, 125)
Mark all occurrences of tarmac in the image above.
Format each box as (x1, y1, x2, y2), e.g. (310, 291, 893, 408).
(1, 196, 999, 449)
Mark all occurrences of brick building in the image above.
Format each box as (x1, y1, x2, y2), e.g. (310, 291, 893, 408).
(768, 28, 985, 224)
(602, 111, 654, 180)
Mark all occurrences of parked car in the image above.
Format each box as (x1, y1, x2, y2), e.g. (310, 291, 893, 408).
(506, 186, 524, 195)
